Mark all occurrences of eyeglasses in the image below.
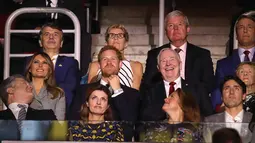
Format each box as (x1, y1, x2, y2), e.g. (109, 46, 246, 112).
(108, 33, 125, 39)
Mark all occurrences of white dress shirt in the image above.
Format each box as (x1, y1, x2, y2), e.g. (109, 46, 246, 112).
(100, 80, 123, 98)
(171, 42, 187, 79)
(163, 76, 182, 97)
(46, 0, 58, 19)
(8, 103, 29, 120)
(225, 110, 244, 134)
(238, 47, 255, 62)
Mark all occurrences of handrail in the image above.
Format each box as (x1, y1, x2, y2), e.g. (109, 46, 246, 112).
(233, 10, 255, 49)
(159, 0, 165, 47)
(4, 7, 81, 79)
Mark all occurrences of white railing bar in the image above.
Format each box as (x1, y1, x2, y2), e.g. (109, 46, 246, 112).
(4, 7, 81, 79)
(10, 29, 75, 33)
(159, 0, 165, 47)
(9, 53, 75, 58)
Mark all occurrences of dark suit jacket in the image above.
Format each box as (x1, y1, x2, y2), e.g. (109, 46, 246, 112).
(25, 55, 79, 108)
(140, 79, 213, 121)
(142, 42, 214, 94)
(69, 81, 140, 141)
(0, 107, 56, 141)
(211, 49, 255, 110)
(55, 56, 79, 108)
(0, 107, 57, 120)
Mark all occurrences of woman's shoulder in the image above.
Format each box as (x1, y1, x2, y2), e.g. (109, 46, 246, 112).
(129, 60, 143, 73)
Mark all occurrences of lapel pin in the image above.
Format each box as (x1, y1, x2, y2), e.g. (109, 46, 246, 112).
(59, 64, 62, 67)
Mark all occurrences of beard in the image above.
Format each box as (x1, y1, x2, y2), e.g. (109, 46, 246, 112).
(224, 100, 243, 108)
(101, 64, 119, 77)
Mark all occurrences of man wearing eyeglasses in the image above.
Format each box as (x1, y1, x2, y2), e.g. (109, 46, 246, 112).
(142, 10, 214, 100)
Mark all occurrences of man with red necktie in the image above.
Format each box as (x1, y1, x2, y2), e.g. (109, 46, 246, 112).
(140, 48, 213, 121)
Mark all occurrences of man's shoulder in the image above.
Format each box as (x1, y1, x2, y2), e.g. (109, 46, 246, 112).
(187, 43, 210, 54)
(217, 50, 239, 65)
(148, 43, 170, 54)
(204, 112, 224, 122)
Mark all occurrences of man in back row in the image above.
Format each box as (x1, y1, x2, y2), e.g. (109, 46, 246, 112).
(142, 10, 214, 96)
(212, 15, 255, 110)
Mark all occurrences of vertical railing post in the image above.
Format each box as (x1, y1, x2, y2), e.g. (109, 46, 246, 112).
(159, 0, 165, 47)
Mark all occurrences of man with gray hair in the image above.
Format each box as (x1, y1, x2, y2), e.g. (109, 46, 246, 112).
(142, 10, 214, 98)
(140, 48, 213, 121)
(0, 74, 57, 120)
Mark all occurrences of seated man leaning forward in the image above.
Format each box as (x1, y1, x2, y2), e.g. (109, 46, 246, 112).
(140, 48, 213, 121)
(70, 45, 140, 141)
(0, 74, 57, 120)
(204, 75, 252, 143)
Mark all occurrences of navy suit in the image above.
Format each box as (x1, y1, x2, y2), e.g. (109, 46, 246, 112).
(69, 81, 140, 141)
(142, 43, 214, 95)
(211, 49, 255, 110)
(55, 56, 79, 108)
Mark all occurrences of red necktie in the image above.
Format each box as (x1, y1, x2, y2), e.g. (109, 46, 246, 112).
(244, 50, 250, 62)
(169, 82, 176, 96)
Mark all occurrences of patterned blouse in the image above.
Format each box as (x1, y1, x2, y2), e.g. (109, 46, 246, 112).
(139, 122, 203, 143)
(243, 92, 255, 114)
(68, 121, 124, 141)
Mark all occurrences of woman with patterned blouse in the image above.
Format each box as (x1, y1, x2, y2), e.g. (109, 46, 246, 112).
(25, 52, 65, 120)
(140, 88, 203, 142)
(236, 62, 255, 113)
(68, 84, 124, 141)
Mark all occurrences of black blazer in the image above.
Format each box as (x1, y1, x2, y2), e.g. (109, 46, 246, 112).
(0, 107, 57, 120)
(69, 81, 140, 141)
(142, 43, 215, 94)
(140, 79, 213, 121)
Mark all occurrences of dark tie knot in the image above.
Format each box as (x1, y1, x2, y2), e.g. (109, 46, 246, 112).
(244, 50, 250, 55)
(169, 82, 176, 86)
(17, 104, 26, 109)
(174, 48, 181, 53)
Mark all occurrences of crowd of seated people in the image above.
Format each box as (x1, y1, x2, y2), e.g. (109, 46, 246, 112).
(0, 8, 255, 142)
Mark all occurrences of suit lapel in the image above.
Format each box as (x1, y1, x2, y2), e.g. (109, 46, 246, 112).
(154, 81, 167, 103)
(252, 50, 255, 62)
(184, 43, 194, 80)
(25, 107, 34, 120)
(3, 109, 16, 120)
(232, 50, 241, 68)
(55, 56, 64, 82)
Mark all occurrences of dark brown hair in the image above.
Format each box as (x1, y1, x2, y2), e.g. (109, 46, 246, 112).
(97, 45, 123, 62)
(176, 88, 201, 122)
(80, 84, 113, 121)
(25, 52, 64, 99)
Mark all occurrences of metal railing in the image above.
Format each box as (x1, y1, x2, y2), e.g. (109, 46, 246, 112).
(233, 10, 255, 49)
(4, 7, 81, 79)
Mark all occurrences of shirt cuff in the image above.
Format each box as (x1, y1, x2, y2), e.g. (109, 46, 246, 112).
(112, 88, 124, 98)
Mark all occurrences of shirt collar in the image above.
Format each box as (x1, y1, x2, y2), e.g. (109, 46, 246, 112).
(225, 110, 244, 122)
(9, 103, 28, 111)
(171, 42, 187, 53)
(163, 76, 181, 86)
(238, 47, 255, 56)
(100, 79, 108, 86)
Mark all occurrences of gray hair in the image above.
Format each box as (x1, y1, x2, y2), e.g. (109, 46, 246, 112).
(164, 10, 190, 30)
(0, 74, 26, 105)
(157, 48, 181, 65)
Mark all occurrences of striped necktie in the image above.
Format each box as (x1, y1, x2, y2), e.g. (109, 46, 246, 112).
(17, 104, 27, 131)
